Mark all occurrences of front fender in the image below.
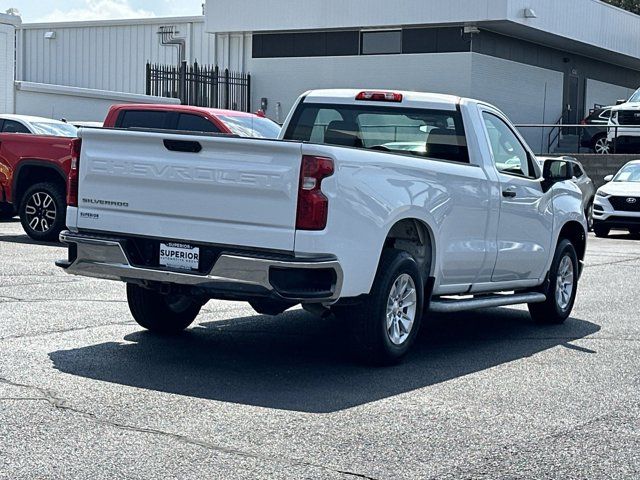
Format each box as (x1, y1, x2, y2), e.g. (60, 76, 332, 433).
(544, 181, 588, 276)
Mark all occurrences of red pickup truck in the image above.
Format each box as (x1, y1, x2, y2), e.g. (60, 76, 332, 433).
(0, 106, 280, 241)
(0, 116, 80, 242)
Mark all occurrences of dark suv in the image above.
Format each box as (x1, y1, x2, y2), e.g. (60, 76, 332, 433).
(580, 107, 612, 154)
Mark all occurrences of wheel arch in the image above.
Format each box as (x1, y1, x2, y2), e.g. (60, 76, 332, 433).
(558, 220, 587, 263)
(381, 217, 436, 283)
(13, 161, 67, 207)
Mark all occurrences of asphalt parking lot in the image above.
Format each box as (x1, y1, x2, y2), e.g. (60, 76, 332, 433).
(0, 218, 639, 480)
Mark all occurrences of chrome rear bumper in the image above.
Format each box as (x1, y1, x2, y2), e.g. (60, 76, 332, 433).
(57, 231, 343, 302)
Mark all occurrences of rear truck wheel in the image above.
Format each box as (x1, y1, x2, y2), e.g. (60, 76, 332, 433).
(126, 283, 202, 334)
(593, 135, 610, 154)
(334, 249, 424, 366)
(19, 182, 66, 242)
(0, 202, 15, 220)
(528, 239, 578, 325)
(593, 223, 610, 238)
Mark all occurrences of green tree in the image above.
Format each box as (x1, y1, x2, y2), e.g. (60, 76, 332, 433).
(602, 0, 640, 15)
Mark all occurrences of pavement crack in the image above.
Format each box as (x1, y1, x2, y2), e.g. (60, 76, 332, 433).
(334, 470, 380, 479)
(0, 376, 66, 408)
(0, 373, 376, 479)
(0, 320, 136, 341)
(584, 256, 640, 268)
(0, 279, 82, 289)
(0, 297, 126, 304)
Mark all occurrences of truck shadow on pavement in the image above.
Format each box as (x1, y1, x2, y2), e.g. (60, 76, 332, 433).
(0, 222, 65, 248)
(49, 308, 599, 413)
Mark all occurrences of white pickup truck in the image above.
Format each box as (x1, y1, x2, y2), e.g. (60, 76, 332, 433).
(607, 87, 640, 152)
(57, 89, 587, 364)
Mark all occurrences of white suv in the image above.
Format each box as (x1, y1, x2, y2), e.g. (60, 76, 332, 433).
(608, 89, 640, 152)
(593, 160, 640, 237)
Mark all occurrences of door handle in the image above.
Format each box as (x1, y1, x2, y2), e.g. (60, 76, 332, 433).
(502, 188, 517, 198)
(163, 139, 202, 153)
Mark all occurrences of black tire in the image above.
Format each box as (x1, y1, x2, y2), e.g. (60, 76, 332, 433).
(19, 182, 66, 242)
(126, 283, 202, 334)
(0, 202, 15, 220)
(593, 224, 610, 238)
(629, 228, 640, 238)
(585, 200, 594, 232)
(249, 299, 296, 316)
(334, 249, 424, 366)
(528, 239, 578, 325)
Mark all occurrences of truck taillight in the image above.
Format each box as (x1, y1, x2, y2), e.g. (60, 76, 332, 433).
(67, 139, 81, 207)
(296, 155, 334, 231)
(356, 91, 403, 102)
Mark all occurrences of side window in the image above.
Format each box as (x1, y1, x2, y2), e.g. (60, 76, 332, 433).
(118, 110, 169, 129)
(600, 109, 612, 120)
(573, 163, 584, 178)
(175, 114, 221, 133)
(482, 112, 534, 178)
(2, 120, 31, 134)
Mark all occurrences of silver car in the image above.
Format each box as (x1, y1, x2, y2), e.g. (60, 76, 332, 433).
(538, 156, 596, 229)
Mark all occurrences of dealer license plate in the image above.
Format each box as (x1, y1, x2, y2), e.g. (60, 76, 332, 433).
(159, 243, 200, 271)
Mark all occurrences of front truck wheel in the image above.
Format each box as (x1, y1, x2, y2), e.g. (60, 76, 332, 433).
(126, 284, 202, 334)
(334, 249, 424, 366)
(529, 239, 579, 325)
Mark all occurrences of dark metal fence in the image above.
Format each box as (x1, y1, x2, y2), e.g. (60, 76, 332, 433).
(145, 61, 251, 112)
(515, 124, 640, 155)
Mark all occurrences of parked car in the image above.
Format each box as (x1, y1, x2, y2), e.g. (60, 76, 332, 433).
(69, 121, 103, 128)
(103, 104, 281, 138)
(608, 88, 640, 153)
(0, 115, 80, 241)
(593, 160, 640, 237)
(57, 89, 586, 365)
(580, 107, 612, 154)
(537, 156, 596, 229)
(0, 114, 78, 137)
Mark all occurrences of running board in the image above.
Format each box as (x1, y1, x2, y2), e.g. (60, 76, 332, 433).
(429, 292, 546, 313)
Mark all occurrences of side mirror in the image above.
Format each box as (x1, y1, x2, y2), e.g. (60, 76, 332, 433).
(543, 160, 572, 182)
(604, 174, 614, 182)
(616, 99, 627, 106)
(542, 160, 573, 192)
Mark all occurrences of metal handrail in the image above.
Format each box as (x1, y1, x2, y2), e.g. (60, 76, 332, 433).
(546, 109, 569, 154)
(516, 123, 640, 154)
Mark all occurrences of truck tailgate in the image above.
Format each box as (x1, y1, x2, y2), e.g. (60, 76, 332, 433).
(74, 128, 303, 251)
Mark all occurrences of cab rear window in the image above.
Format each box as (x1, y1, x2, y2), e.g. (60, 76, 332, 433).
(284, 103, 469, 163)
(117, 110, 169, 129)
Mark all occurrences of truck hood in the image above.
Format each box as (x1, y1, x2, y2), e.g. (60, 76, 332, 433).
(598, 182, 640, 196)
(612, 102, 640, 112)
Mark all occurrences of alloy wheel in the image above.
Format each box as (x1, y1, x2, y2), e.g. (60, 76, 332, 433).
(386, 273, 418, 346)
(555, 255, 575, 311)
(24, 192, 57, 233)
(594, 137, 610, 154)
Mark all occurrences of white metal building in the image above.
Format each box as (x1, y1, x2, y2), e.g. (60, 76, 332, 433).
(206, 0, 640, 125)
(13, 0, 640, 147)
(17, 16, 215, 94)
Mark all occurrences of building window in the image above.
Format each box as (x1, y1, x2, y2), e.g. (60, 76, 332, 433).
(360, 30, 402, 55)
(252, 31, 359, 58)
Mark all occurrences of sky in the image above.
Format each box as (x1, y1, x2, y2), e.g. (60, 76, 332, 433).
(0, 0, 205, 23)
